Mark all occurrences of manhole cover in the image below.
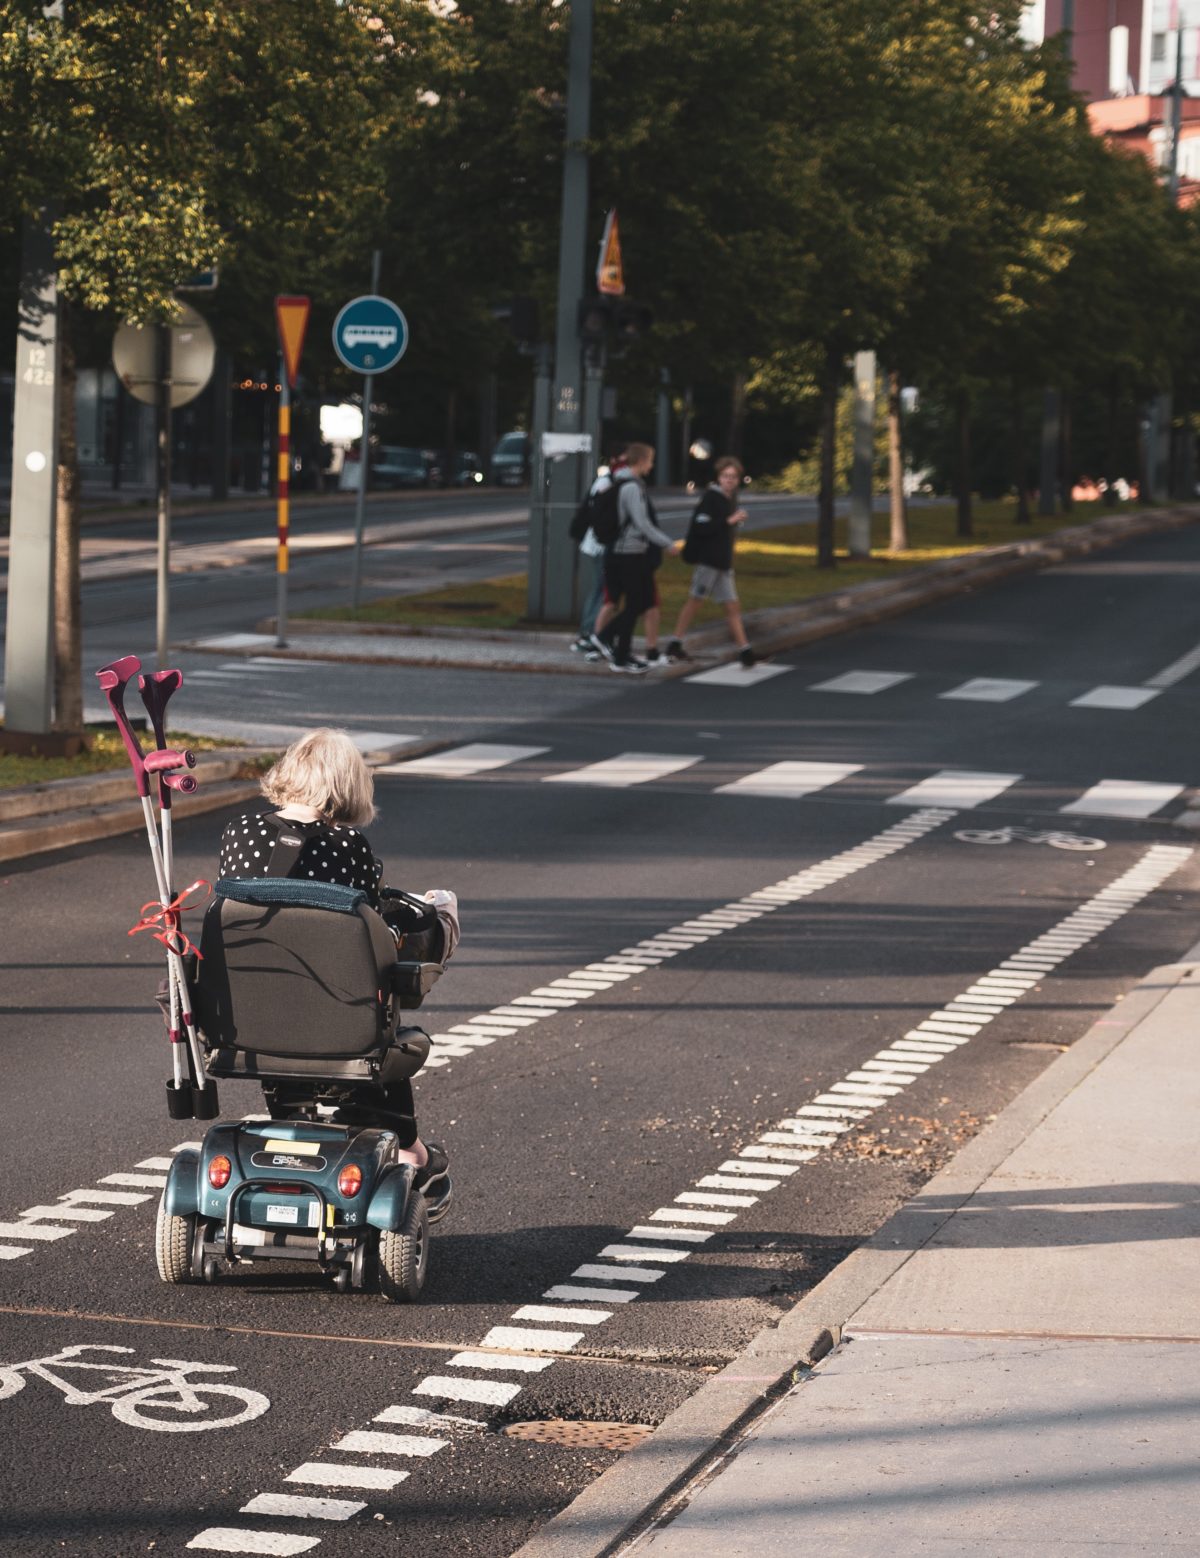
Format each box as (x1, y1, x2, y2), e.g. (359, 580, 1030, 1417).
(502, 1420, 654, 1451)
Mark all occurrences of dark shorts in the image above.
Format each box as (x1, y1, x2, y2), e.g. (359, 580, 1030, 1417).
(603, 552, 658, 616)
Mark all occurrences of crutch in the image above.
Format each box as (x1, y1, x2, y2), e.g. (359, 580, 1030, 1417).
(139, 667, 218, 1119)
(96, 656, 216, 1121)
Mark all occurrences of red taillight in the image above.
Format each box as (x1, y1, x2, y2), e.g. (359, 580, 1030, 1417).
(208, 1154, 232, 1189)
(338, 1163, 363, 1198)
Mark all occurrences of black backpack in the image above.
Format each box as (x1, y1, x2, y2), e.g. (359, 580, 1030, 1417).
(569, 479, 624, 547)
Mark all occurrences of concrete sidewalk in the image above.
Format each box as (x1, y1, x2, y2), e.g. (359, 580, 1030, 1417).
(519, 950, 1200, 1557)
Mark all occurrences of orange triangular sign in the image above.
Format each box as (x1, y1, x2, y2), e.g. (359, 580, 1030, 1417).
(275, 295, 311, 388)
(596, 210, 625, 296)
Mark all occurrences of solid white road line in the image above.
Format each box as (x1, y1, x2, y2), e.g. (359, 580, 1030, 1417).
(240, 1493, 365, 1521)
(377, 742, 549, 778)
(1070, 685, 1161, 710)
(543, 752, 703, 787)
(887, 769, 1021, 809)
(940, 677, 1037, 703)
(716, 760, 863, 799)
(810, 670, 914, 695)
(1061, 779, 1185, 818)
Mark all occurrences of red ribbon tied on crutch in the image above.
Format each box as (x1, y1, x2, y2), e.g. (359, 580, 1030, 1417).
(129, 879, 213, 960)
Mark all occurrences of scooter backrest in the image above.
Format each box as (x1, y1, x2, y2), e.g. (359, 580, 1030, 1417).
(193, 880, 399, 1059)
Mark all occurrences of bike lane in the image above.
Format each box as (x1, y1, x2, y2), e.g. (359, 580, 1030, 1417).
(3, 793, 1198, 1553)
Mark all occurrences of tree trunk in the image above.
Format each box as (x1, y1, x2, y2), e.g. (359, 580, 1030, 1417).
(1105, 376, 1120, 506)
(955, 387, 972, 538)
(887, 367, 908, 551)
(727, 370, 747, 458)
(444, 387, 457, 488)
(817, 346, 840, 568)
(1059, 391, 1073, 514)
(53, 300, 82, 736)
(1012, 384, 1030, 524)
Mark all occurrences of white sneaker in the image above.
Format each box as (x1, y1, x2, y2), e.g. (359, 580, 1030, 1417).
(589, 633, 615, 662)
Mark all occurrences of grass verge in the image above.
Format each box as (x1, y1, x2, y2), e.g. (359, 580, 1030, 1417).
(0, 725, 256, 791)
(299, 497, 1150, 632)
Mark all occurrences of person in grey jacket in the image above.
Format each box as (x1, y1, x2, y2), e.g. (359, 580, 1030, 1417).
(591, 442, 681, 672)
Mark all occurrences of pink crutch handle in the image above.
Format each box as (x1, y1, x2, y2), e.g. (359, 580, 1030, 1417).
(144, 748, 197, 774)
(96, 655, 148, 795)
(162, 773, 198, 794)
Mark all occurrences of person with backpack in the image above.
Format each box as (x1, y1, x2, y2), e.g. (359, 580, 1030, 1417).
(590, 442, 682, 673)
(569, 453, 626, 658)
(665, 455, 756, 667)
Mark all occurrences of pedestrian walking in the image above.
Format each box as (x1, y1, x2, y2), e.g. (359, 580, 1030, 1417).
(569, 453, 626, 660)
(591, 443, 681, 673)
(666, 455, 756, 667)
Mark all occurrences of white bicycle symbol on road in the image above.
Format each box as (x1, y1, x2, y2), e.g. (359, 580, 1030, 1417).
(955, 825, 1106, 852)
(0, 1344, 270, 1432)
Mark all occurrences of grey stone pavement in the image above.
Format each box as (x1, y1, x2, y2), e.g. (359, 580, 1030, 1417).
(515, 947, 1200, 1558)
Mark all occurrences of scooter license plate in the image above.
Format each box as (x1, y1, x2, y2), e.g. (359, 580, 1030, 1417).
(265, 1202, 320, 1228)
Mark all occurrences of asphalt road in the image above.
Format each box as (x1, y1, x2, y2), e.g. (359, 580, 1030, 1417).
(2, 524, 1200, 1555)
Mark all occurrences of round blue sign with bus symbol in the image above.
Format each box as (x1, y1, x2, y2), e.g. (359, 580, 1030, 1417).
(332, 294, 409, 375)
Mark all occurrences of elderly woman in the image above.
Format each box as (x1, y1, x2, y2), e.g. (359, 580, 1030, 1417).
(218, 728, 454, 1204)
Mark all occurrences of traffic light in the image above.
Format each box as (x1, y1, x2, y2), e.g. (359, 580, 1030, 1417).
(576, 295, 653, 346)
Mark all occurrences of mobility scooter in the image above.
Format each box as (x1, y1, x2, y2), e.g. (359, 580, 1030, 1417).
(97, 654, 449, 1303)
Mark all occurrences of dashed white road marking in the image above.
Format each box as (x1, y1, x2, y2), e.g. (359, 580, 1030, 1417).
(887, 769, 1021, 810)
(413, 1376, 523, 1406)
(187, 1531, 319, 1555)
(240, 1493, 364, 1522)
(573, 1261, 666, 1283)
(376, 742, 549, 778)
(375, 1404, 485, 1430)
(99, 1172, 168, 1189)
(333, 1430, 448, 1457)
(285, 1463, 408, 1491)
(514, 1304, 613, 1325)
(810, 670, 914, 695)
(447, 1350, 554, 1373)
(1145, 638, 1200, 689)
(543, 751, 703, 787)
(941, 677, 1037, 703)
(1070, 685, 1161, 710)
(546, 1282, 639, 1304)
(716, 760, 863, 799)
(683, 662, 793, 687)
(1061, 779, 1185, 819)
(478, 1326, 586, 1352)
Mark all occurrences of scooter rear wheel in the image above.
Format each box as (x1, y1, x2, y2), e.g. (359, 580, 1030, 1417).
(378, 1194, 428, 1303)
(155, 1197, 196, 1284)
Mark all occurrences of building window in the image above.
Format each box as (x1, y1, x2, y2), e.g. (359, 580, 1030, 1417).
(1152, 32, 1167, 63)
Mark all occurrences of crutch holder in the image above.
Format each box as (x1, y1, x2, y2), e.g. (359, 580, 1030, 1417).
(166, 1079, 195, 1119)
(192, 1080, 220, 1119)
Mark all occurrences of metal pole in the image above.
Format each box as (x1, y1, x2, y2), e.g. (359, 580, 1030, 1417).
(1039, 387, 1061, 516)
(2, 217, 60, 740)
(526, 343, 554, 620)
(155, 322, 172, 670)
(848, 349, 876, 557)
(654, 368, 671, 487)
(1170, 19, 1185, 201)
(350, 249, 381, 611)
(275, 353, 290, 646)
(532, 0, 593, 623)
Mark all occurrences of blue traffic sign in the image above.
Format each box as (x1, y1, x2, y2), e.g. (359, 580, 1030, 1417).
(332, 294, 409, 375)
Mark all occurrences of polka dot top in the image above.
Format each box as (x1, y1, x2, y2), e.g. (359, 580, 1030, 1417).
(218, 812, 382, 904)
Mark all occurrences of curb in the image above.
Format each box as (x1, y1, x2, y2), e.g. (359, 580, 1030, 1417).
(509, 951, 1197, 1558)
(0, 738, 444, 866)
(193, 505, 1199, 675)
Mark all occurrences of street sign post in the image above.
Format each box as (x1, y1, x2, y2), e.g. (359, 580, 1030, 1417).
(112, 304, 216, 667)
(332, 268, 409, 608)
(273, 296, 311, 647)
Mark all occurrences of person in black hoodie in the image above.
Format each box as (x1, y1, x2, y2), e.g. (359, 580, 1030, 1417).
(665, 456, 756, 666)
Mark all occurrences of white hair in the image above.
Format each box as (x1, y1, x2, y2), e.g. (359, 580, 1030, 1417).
(260, 728, 377, 826)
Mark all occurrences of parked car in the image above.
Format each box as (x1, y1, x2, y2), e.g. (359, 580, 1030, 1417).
(439, 450, 484, 487)
(490, 430, 530, 487)
(371, 444, 431, 489)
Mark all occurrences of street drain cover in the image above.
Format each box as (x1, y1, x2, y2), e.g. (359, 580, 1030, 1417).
(502, 1420, 654, 1451)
